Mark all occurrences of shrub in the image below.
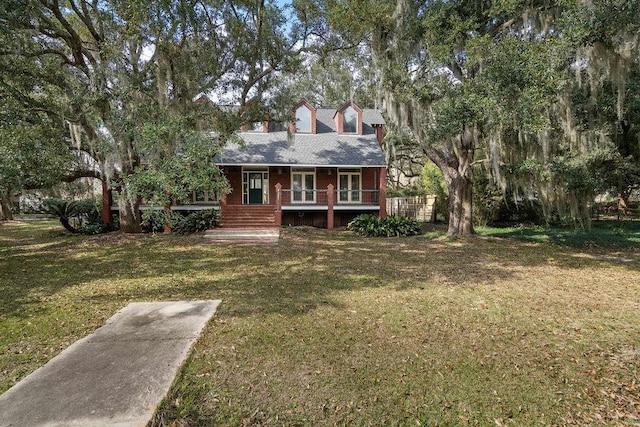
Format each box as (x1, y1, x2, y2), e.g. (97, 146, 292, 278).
(43, 197, 113, 234)
(172, 209, 220, 234)
(347, 214, 380, 236)
(74, 197, 102, 225)
(142, 209, 220, 234)
(141, 210, 181, 233)
(347, 214, 421, 237)
(42, 198, 82, 233)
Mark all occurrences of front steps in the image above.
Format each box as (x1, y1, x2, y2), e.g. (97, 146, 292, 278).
(203, 228, 280, 244)
(219, 205, 277, 228)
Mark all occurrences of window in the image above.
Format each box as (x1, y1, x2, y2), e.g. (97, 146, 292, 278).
(248, 121, 264, 132)
(343, 106, 358, 133)
(291, 168, 315, 203)
(336, 102, 362, 135)
(295, 105, 312, 133)
(192, 190, 219, 204)
(338, 168, 361, 203)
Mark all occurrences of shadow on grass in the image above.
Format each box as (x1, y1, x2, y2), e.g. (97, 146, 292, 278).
(3, 221, 640, 424)
(1, 221, 639, 322)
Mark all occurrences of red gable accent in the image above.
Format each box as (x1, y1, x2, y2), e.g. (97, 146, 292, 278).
(290, 99, 317, 134)
(335, 101, 363, 135)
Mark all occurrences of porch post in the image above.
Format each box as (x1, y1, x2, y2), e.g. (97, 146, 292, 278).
(327, 183, 334, 231)
(275, 183, 282, 227)
(101, 181, 113, 226)
(378, 166, 387, 218)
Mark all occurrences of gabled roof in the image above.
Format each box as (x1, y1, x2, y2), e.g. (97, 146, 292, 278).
(215, 108, 386, 167)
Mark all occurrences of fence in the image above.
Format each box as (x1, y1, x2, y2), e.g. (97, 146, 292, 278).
(386, 196, 437, 222)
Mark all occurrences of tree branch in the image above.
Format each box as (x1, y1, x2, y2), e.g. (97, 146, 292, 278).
(59, 168, 103, 183)
(71, 0, 102, 44)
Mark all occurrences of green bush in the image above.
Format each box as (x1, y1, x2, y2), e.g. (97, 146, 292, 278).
(74, 197, 102, 224)
(347, 214, 421, 237)
(141, 210, 181, 233)
(172, 209, 220, 234)
(142, 209, 220, 234)
(42, 198, 82, 233)
(42, 197, 113, 234)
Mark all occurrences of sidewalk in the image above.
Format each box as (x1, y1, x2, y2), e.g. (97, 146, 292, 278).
(0, 300, 221, 427)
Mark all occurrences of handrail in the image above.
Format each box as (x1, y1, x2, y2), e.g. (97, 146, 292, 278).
(279, 189, 379, 206)
(280, 189, 329, 205)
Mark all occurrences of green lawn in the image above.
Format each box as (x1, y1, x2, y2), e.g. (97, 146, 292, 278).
(1, 221, 639, 426)
(477, 220, 640, 248)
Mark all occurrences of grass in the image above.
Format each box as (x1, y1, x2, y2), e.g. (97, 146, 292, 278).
(477, 219, 640, 248)
(1, 220, 639, 426)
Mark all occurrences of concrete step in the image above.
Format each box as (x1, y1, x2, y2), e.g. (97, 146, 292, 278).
(203, 228, 280, 244)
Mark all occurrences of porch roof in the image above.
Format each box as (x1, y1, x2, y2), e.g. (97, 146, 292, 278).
(215, 131, 386, 167)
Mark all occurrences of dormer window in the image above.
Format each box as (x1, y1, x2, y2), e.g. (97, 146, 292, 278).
(296, 105, 312, 132)
(292, 100, 317, 134)
(336, 102, 363, 135)
(249, 121, 265, 132)
(343, 106, 358, 133)
(241, 120, 267, 133)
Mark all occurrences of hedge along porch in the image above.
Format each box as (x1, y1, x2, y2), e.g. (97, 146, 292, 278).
(215, 101, 388, 231)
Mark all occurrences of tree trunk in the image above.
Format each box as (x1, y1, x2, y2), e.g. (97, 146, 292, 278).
(618, 187, 632, 218)
(117, 187, 143, 233)
(163, 204, 172, 234)
(0, 188, 14, 221)
(427, 130, 476, 238)
(445, 165, 475, 237)
(101, 182, 113, 226)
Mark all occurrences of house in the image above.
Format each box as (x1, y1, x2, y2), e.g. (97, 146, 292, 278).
(107, 100, 388, 231)
(212, 100, 387, 230)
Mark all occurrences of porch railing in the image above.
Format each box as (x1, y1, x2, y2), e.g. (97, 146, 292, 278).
(275, 183, 386, 231)
(335, 190, 380, 205)
(279, 189, 379, 206)
(280, 189, 329, 206)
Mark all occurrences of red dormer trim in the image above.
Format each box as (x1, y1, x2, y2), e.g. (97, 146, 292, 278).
(335, 101, 363, 135)
(290, 100, 317, 134)
(372, 124, 383, 147)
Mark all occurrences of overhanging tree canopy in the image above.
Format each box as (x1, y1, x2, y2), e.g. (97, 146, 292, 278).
(1, 0, 303, 232)
(320, 0, 639, 235)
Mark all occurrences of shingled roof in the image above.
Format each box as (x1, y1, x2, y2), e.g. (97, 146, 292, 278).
(215, 108, 386, 167)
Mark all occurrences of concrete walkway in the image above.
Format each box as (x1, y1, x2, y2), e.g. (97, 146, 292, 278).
(0, 300, 221, 427)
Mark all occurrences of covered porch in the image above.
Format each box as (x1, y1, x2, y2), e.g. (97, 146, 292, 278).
(219, 166, 386, 230)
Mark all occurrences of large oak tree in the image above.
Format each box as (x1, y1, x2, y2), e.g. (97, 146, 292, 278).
(1, 0, 301, 232)
(321, 0, 639, 235)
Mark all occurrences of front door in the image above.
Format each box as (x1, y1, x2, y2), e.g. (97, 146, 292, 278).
(248, 172, 263, 204)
